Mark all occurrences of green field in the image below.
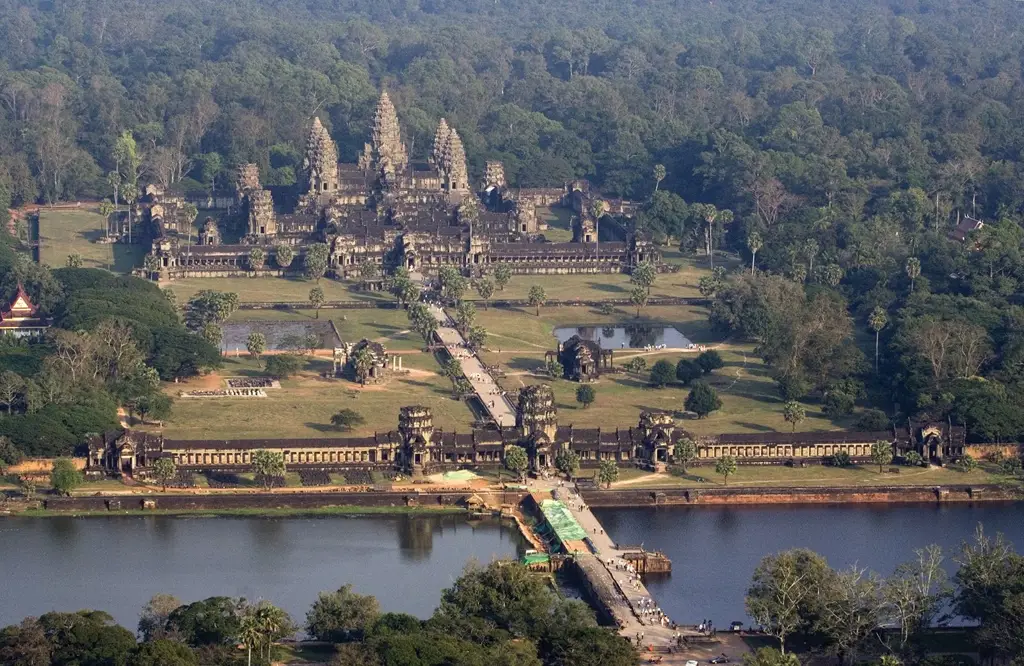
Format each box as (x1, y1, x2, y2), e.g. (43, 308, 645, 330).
(166, 276, 387, 305)
(465, 303, 849, 435)
(37, 208, 146, 271)
(229, 307, 423, 350)
(155, 353, 475, 440)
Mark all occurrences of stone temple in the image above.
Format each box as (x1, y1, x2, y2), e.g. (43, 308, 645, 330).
(142, 91, 660, 280)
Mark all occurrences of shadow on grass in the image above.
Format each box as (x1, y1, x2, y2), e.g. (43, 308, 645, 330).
(734, 421, 776, 432)
(304, 422, 345, 433)
(586, 282, 627, 294)
(507, 357, 543, 372)
(634, 405, 683, 418)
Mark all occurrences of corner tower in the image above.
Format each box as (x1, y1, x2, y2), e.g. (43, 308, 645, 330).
(302, 117, 339, 195)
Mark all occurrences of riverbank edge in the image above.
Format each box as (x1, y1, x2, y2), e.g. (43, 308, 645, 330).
(581, 482, 1024, 507)
(7, 505, 473, 519)
(7, 482, 1021, 517)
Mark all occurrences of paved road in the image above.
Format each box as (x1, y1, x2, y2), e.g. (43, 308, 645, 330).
(429, 304, 517, 428)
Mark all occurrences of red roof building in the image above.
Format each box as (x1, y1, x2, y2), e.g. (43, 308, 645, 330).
(0, 285, 50, 337)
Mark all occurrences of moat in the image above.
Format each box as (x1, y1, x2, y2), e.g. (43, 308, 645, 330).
(2, 504, 1023, 629)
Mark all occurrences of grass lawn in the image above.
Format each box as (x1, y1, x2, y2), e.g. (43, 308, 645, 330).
(38, 208, 146, 272)
(155, 353, 475, 439)
(229, 308, 423, 350)
(611, 462, 1006, 489)
(164, 276, 386, 305)
(481, 340, 851, 435)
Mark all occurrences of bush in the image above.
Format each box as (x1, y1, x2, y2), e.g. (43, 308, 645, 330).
(649, 360, 675, 387)
(675, 359, 702, 385)
(264, 354, 303, 378)
(696, 350, 724, 374)
(828, 451, 852, 467)
(823, 390, 855, 418)
(903, 451, 924, 467)
(855, 408, 890, 431)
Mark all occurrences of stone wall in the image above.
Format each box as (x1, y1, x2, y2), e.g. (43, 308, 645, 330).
(43, 490, 526, 513)
(579, 484, 1019, 507)
(965, 443, 1024, 459)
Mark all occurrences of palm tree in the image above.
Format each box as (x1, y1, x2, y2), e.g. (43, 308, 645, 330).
(653, 164, 666, 192)
(868, 307, 888, 373)
(747, 231, 763, 275)
(905, 257, 921, 294)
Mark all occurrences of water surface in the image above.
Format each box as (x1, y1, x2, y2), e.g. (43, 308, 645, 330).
(553, 325, 692, 349)
(594, 503, 1024, 627)
(0, 514, 524, 628)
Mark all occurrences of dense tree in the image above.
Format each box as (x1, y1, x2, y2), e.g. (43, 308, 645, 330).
(747, 550, 831, 654)
(554, 450, 580, 480)
(649, 360, 675, 388)
(304, 243, 330, 283)
(575, 385, 595, 409)
(307, 584, 381, 642)
(49, 458, 81, 496)
(673, 438, 697, 471)
(151, 458, 177, 491)
(686, 382, 722, 418)
(167, 597, 241, 646)
(264, 354, 302, 378)
(128, 640, 198, 666)
(503, 445, 528, 481)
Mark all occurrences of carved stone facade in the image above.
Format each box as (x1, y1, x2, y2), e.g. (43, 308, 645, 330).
(548, 335, 614, 382)
(141, 91, 657, 282)
(88, 398, 967, 478)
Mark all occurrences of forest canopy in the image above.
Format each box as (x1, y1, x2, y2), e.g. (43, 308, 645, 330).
(1, 0, 1024, 439)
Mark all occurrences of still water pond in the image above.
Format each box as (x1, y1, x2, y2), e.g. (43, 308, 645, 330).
(594, 503, 1024, 627)
(0, 514, 524, 628)
(553, 325, 692, 349)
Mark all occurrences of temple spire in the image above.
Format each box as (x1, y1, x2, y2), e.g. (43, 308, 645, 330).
(303, 116, 338, 195)
(371, 91, 408, 171)
(430, 118, 451, 168)
(445, 128, 469, 194)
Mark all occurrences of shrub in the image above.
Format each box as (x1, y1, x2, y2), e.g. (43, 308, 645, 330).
(265, 354, 303, 378)
(696, 350, 724, 374)
(675, 359, 702, 385)
(903, 451, 924, 467)
(828, 451, 852, 467)
(823, 390, 855, 418)
(649, 360, 675, 387)
(855, 409, 890, 431)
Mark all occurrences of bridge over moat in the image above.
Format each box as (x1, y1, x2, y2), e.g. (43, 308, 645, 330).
(519, 483, 713, 661)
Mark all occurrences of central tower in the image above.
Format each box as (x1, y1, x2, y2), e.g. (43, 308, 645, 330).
(363, 91, 408, 173)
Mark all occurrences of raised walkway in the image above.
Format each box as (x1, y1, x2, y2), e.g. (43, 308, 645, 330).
(429, 304, 517, 428)
(530, 482, 699, 655)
